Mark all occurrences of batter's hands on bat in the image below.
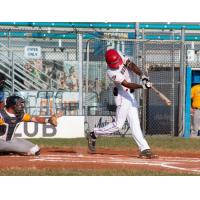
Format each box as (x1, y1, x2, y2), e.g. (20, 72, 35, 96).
(142, 81, 152, 89)
(141, 75, 150, 84)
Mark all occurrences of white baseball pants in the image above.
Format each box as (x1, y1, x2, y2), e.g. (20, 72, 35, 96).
(93, 97, 150, 151)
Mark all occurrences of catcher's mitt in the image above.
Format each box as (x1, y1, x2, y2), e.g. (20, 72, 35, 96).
(48, 112, 63, 127)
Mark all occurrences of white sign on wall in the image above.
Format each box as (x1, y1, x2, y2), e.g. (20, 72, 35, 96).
(15, 116, 85, 138)
(24, 46, 42, 59)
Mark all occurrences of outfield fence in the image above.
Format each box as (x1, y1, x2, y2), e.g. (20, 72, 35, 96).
(1, 32, 197, 136)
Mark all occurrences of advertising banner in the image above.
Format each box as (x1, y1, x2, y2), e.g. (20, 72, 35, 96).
(15, 116, 85, 138)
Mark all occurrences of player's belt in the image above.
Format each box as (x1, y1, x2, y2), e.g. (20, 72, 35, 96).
(194, 107, 200, 110)
(113, 88, 134, 96)
(125, 88, 134, 93)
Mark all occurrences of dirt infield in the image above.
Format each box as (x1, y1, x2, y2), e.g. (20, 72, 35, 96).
(1, 147, 200, 175)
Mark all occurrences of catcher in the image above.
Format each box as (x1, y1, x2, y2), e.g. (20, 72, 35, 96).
(0, 95, 58, 156)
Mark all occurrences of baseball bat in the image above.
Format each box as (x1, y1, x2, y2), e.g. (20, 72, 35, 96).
(151, 85, 172, 106)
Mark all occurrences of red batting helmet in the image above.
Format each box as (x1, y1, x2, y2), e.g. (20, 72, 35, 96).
(105, 49, 123, 69)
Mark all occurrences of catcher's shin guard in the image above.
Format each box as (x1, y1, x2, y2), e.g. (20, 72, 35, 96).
(87, 131, 96, 152)
(35, 149, 40, 156)
(28, 145, 40, 156)
(138, 149, 158, 159)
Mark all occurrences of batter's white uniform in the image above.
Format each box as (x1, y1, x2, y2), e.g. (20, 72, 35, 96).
(93, 52, 150, 151)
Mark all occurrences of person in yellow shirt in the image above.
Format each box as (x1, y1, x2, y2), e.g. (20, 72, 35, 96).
(0, 95, 58, 156)
(191, 84, 200, 136)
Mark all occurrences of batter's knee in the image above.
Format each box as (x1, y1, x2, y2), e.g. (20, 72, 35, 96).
(28, 145, 40, 156)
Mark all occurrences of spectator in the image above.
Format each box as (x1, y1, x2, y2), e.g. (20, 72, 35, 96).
(67, 66, 78, 91)
(24, 62, 41, 89)
(31, 68, 40, 80)
(88, 80, 95, 92)
(58, 73, 67, 90)
(94, 78, 102, 100)
(191, 83, 200, 136)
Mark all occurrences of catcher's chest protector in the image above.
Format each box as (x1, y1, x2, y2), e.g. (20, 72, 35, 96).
(0, 109, 23, 141)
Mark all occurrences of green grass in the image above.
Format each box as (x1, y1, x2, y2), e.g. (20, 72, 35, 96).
(0, 168, 195, 176)
(28, 136, 200, 152)
(8, 136, 200, 176)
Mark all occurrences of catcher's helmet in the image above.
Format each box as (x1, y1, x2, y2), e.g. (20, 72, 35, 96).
(105, 49, 123, 69)
(6, 95, 25, 116)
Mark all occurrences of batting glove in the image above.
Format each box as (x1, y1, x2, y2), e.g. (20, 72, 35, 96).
(141, 75, 150, 84)
(142, 81, 152, 89)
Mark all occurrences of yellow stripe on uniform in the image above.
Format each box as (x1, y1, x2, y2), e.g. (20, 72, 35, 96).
(22, 114, 32, 122)
(0, 118, 5, 125)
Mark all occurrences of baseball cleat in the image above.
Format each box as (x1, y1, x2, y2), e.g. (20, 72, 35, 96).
(138, 149, 158, 159)
(87, 131, 96, 152)
(35, 150, 41, 156)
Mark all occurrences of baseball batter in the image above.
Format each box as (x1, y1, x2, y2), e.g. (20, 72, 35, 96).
(0, 95, 58, 155)
(87, 49, 157, 159)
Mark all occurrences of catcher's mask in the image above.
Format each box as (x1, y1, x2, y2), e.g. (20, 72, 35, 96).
(6, 95, 25, 117)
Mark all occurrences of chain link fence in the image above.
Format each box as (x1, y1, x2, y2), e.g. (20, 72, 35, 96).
(0, 36, 79, 91)
(84, 38, 182, 136)
(0, 33, 82, 116)
(142, 40, 181, 135)
(0, 33, 193, 134)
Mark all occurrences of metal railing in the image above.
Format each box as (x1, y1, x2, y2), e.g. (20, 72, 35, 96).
(0, 42, 59, 92)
